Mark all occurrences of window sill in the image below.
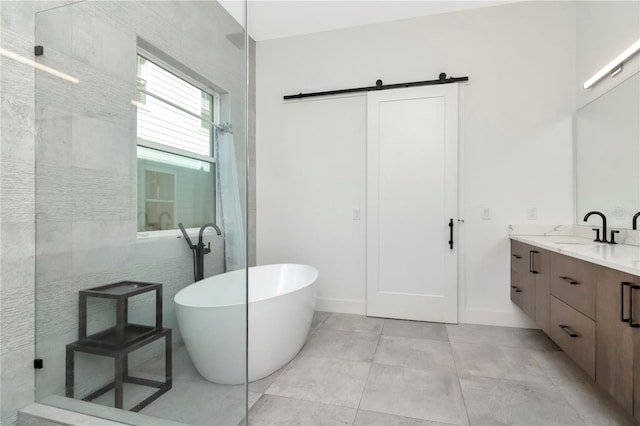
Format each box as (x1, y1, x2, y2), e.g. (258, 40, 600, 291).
(136, 228, 223, 241)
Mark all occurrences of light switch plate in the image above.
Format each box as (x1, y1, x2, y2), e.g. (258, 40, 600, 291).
(482, 207, 491, 220)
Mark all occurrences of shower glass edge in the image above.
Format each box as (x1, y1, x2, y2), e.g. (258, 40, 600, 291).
(33, 1, 249, 424)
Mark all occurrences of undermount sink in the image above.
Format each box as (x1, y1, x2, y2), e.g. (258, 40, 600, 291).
(544, 236, 602, 245)
(598, 244, 640, 261)
(548, 238, 639, 261)
(570, 243, 640, 262)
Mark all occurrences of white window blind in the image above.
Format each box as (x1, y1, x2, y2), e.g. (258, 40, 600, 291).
(136, 56, 215, 158)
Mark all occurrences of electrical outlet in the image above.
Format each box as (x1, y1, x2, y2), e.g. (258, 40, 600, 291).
(527, 207, 537, 220)
(482, 207, 491, 220)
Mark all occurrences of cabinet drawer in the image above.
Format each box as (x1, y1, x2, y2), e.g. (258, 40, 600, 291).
(550, 252, 597, 320)
(510, 269, 525, 310)
(510, 240, 529, 275)
(549, 296, 595, 379)
(511, 269, 535, 318)
(510, 270, 523, 307)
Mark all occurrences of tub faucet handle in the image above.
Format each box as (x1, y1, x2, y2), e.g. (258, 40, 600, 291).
(197, 241, 211, 255)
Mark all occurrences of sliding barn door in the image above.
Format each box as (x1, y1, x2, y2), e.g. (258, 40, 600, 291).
(366, 85, 459, 323)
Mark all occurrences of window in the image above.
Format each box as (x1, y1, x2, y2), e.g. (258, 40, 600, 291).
(136, 54, 219, 232)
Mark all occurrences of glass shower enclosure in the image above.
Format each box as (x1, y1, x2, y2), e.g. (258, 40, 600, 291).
(33, 1, 249, 424)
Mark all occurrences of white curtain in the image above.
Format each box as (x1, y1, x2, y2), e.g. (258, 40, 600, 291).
(217, 130, 246, 271)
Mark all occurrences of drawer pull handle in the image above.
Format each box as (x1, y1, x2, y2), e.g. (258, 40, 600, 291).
(512, 254, 522, 259)
(621, 282, 631, 323)
(631, 284, 640, 328)
(511, 286, 522, 293)
(560, 276, 579, 285)
(558, 324, 578, 338)
(529, 250, 539, 274)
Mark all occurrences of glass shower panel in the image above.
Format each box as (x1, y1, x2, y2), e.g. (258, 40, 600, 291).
(34, 1, 248, 424)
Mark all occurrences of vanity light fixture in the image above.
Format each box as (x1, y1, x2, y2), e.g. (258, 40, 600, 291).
(584, 39, 640, 89)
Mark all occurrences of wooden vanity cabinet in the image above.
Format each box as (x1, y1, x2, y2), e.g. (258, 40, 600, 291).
(511, 238, 640, 421)
(510, 240, 549, 332)
(596, 267, 636, 415)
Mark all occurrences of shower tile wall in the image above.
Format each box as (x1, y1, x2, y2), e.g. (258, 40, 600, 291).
(0, 1, 256, 424)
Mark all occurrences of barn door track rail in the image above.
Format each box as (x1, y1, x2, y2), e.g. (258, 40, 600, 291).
(283, 72, 469, 100)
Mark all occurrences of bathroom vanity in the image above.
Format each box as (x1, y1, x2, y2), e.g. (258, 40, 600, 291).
(510, 233, 640, 420)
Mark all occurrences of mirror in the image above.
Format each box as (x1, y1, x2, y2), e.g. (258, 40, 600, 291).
(576, 71, 640, 229)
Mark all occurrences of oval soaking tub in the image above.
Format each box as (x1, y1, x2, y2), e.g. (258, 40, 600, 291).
(174, 264, 318, 384)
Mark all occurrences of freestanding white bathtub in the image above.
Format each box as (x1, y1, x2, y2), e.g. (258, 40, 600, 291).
(174, 264, 318, 384)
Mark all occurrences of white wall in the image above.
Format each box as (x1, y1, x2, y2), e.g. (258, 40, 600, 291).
(256, 1, 576, 327)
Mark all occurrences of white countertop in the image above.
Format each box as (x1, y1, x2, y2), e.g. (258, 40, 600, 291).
(510, 234, 640, 277)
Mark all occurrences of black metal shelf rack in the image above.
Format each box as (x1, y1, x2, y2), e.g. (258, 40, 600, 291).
(65, 281, 172, 412)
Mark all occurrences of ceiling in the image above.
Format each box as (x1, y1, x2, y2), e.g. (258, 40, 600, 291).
(220, 0, 516, 42)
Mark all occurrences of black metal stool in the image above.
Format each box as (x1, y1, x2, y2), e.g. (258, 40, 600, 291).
(65, 281, 172, 411)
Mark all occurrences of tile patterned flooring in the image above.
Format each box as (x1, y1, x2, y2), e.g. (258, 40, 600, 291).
(248, 312, 636, 426)
(97, 312, 637, 425)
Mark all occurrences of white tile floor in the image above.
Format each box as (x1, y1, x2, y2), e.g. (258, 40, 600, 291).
(91, 312, 637, 425)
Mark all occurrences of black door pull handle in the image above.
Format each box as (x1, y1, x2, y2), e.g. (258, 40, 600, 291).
(448, 219, 453, 250)
(529, 250, 539, 274)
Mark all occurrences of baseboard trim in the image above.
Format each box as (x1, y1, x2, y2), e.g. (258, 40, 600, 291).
(460, 308, 538, 328)
(316, 297, 366, 315)
(315, 299, 537, 328)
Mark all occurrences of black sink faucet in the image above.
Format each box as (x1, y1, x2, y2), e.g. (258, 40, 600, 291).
(633, 212, 640, 230)
(583, 211, 608, 243)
